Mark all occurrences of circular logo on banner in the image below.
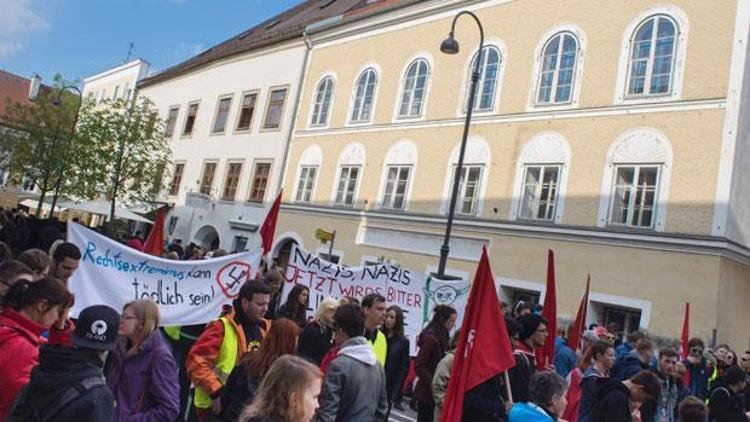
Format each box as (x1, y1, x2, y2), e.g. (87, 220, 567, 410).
(216, 261, 253, 299)
(432, 285, 459, 305)
(91, 320, 107, 336)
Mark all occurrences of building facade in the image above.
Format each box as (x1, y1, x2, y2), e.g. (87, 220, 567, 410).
(81, 58, 150, 104)
(275, 0, 750, 347)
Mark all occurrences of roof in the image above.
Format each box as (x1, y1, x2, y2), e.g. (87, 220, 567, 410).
(0, 69, 53, 124)
(138, 0, 422, 89)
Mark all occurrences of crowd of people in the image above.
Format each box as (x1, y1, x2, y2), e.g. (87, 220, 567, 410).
(0, 209, 748, 422)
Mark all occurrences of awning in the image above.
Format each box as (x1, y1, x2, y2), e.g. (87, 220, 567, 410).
(19, 198, 68, 212)
(64, 200, 152, 224)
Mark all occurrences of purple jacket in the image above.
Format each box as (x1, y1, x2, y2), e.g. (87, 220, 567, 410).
(106, 331, 179, 422)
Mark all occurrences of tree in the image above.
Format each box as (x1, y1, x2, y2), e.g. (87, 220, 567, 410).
(75, 96, 171, 223)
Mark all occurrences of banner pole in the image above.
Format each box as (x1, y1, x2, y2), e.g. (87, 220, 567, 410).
(328, 230, 336, 260)
(504, 371, 513, 404)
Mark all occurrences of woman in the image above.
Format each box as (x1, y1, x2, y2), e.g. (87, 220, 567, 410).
(509, 372, 568, 422)
(0, 260, 33, 299)
(16, 249, 51, 280)
(298, 297, 337, 366)
(277, 284, 309, 328)
(105, 299, 179, 422)
(239, 355, 322, 422)
(0, 277, 73, 419)
(220, 318, 301, 421)
(414, 304, 457, 422)
(383, 305, 410, 411)
(577, 340, 616, 422)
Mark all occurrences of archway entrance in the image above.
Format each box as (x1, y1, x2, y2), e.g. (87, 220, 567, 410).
(194, 225, 220, 251)
(273, 238, 298, 271)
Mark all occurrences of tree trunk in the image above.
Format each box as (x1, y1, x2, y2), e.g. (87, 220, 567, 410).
(110, 184, 117, 225)
(49, 176, 63, 220)
(35, 189, 47, 218)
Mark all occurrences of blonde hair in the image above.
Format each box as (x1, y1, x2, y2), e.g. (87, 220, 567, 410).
(240, 355, 321, 422)
(123, 299, 160, 356)
(314, 297, 338, 325)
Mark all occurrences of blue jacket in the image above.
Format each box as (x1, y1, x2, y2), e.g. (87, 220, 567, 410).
(555, 337, 577, 378)
(614, 342, 632, 361)
(613, 350, 649, 381)
(578, 366, 604, 422)
(509, 402, 556, 422)
(683, 357, 712, 401)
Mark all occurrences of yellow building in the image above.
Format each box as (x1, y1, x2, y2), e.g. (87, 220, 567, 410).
(274, 0, 750, 347)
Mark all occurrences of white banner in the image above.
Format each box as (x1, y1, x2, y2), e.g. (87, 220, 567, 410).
(67, 223, 262, 326)
(282, 245, 470, 354)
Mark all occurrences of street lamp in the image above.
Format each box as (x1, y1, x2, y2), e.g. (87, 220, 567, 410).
(436, 11, 484, 279)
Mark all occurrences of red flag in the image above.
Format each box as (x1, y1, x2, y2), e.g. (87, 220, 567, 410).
(567, 275, 591, 353)
(259, 190, 282, 255)
(142, 207, 165, 256)
(680, 302, 690, 360)
(536, 250, 557, 370)
(440, 247, 515, 422)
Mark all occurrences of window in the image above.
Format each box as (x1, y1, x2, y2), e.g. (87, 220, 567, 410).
(183, 103, 199, 135)
(212, 97, 232, 133)
(199, 162, 217, 195)
(295, 166, 317, 203)
(232, 236, 249, 253)
(21, 174, 34, 192)
(169, 163, 184, 196)
(167, 217, 178, 235)
(236, 93, 257, 131)
(248, 162, 271, 203)
(603, 306, 642, 337)
(334, 166, 360, 206)
(451, 165, 482, 215)
(112, 85, 120, 100)
(627, 16, 677, 96)
(165, 107, 179, 137)
(221, 162, 243, 201)
(467, 46, 500, 112)
(350, 68, 378, 122)
(398, 59, 430, 118)
(381, 166, 410, 210)
(609, 165, 659, 228)
(123, 82, 132, 101)
(263, 88, 287, 129)
(311, 77, 335, 127)
(100, 89, 107, 104)
(519, 165, 561, 221)
(537, 33, 578, 104)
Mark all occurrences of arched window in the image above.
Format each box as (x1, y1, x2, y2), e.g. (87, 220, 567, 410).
(294, 145, 322, 204)
(333, 143, 365, 207)
(311, 76, 335, 127)
(627, 15, 677, 96)
(379, 140, 417, 211)
(398, 59, 430, 118)
(466, 46, 501, 112)
(350, 68, 378, 122)
(442, 137, 490, 216)
(537, 32, 579, 104)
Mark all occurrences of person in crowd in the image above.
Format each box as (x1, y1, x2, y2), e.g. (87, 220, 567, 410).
(678, 396, 708, 422)
(432, 330, 461, 422)
(0, 260, 33, 299)
(555, 326, 577, 378)
(0, 241, 11, 263)
(298, 297, 337, 366)
(614, 337, 655, 381)
(167, 238, 184, 258)
(0, 277, 73, 419)
(509, 313, 550, 403)
(616, 331, 646, 361)
(563, 337, 593, 421)
(707, 365, 750, 422)
(683, 337, 713, 400)
(383, 305, 410, 412)
(238, 355, 322, 422)
(414, 305, 457, 422)
(712, 344, 734, 381)
(187, 281, 271, 420)
(317, 303, 388, 422)
(727, 350, 739, 368)
(640, 347, 689, 422)
(591, 370, 662, 422)
(339, 296, 360, 306)
(579, 340, 617, 422)
(263, 269, 283, 319)
(127, 233, 144, 251)
(509, 371, 568, 422)
(105, 299, 179, 422)
(277, 284, 309, 328)
(9, 305, 119, 421)
(741, 350, 750, 412)
(362, 293, 388, 366)
(16, 249, 51, 280)
(51, 242, 81, 285)
(513, 301, 533, 318)
(606, 322, 621, 346)
(220, 318, 301, 421)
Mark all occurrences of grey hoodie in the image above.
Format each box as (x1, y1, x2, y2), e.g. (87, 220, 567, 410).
(318, 336, 388, 422)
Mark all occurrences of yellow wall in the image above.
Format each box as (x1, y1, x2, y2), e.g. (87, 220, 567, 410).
(717, 258, 750, 349)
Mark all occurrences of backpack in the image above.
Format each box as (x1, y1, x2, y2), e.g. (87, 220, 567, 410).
(9, 376, 106, 422)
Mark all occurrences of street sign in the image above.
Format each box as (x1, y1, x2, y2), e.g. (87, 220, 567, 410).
(315, 228, 334, 243)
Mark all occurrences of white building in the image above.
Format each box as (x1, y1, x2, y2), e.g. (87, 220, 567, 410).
(81, 59, 150, 103)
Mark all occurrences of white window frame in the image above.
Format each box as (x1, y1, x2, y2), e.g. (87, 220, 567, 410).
(211, 94, 234, 135)
(625, 15, 678, 98)
(456, 41, 507, 116)
(234, 90, 260, 133)
(395, 56, 432, 120)
(440, 137, 491, 217)
(333, 165, 361, 207)
(534, 32, 580, 106)
(295, 166, 318, 204)
(518, 164, 563, 222)
(607, 165, 661, 229)
(347, 63, 381, 125)
(112, 85, 120, 101)
(380, 165, 412, 211)
(447, 164, 484, 216)
(309, 74, 336, 128)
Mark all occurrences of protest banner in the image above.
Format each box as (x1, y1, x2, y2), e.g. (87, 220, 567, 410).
(281, 244, 470, 354)
(67, 223, 262, 326)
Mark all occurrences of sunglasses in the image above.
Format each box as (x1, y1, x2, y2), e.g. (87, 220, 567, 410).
(690, 347, 703, 354)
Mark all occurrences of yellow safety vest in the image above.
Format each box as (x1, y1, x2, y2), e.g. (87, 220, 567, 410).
(371, 330, 387, 367)
(193, 317, 239, 410)
(164, 326, 181, 342)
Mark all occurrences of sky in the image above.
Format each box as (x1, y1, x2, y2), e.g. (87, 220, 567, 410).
(0, 0, 303, 84)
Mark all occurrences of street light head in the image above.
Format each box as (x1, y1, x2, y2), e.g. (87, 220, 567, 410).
(28, 74, 42, 101)
(440, 33, 460, 55)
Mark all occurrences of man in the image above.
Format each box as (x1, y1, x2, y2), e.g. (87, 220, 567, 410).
(683, 337, 712, 400)
(513, 301, 532, 318)
(641, 347, 688, 422)
(707, 365, 750, 421)
(591, 370, 662, 422)
(554, 326, 576, 378)
(9, 305, 120, 421)
(167, 238, 184, 258)
(616, 331, 645, 361)
(52, 242, 81, 285)
(318, 304, 388, 422)
(262, 269, 283, 319)
(614, 337, 655, 381)
(741, 350, 750, 411)
(509, 313, 549, 403)
(362, 293, 387, 366)
(187, 281, 271, 420)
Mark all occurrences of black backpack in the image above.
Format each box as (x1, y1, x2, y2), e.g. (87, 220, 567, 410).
(9, 376, 106, 422)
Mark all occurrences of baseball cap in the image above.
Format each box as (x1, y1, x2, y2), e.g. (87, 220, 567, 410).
(71, 305, 120, 351)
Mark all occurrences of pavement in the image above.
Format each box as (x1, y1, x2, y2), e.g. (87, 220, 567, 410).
(389, 406, 418, 422)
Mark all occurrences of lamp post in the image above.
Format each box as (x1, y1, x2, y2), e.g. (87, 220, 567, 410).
(436, 11, 484, 278)
(28, 74, 83, 218)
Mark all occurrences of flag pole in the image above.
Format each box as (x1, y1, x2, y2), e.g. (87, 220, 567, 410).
(503, 371, 514, 404)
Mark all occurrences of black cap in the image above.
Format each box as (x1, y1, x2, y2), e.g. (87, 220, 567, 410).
(71, 305, 120, 351)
